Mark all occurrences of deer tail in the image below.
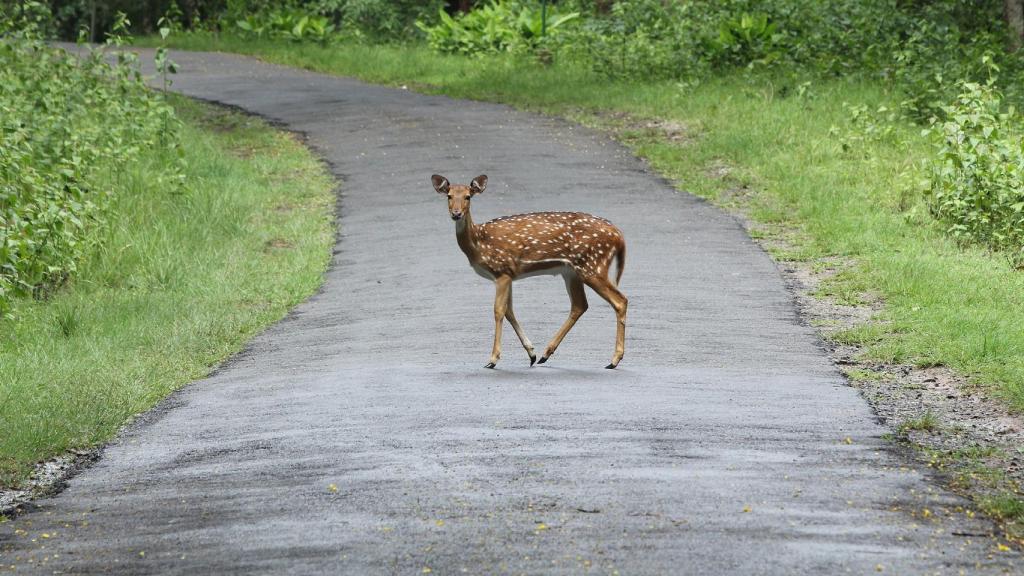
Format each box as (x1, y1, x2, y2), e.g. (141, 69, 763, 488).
(613, 244, 626, 287)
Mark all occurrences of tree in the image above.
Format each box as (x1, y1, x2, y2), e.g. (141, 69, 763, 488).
(1008, 0, 1024, 51)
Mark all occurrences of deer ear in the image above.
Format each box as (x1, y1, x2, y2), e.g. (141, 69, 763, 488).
(470, 174, 487, 195)
(431, 174, 450, 194)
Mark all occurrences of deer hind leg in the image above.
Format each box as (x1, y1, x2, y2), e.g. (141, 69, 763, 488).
(504, 286, 537, 366)
(538, 272, 588, 365)
(583, 274, 628, 369)
(486, 275, 512, 369)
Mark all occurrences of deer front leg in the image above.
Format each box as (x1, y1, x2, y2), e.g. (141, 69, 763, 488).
(504, 286, 537, 366)
(538, 273, 588, 365)
(485, 275, 512, 369)
(584, 275, 628, 369)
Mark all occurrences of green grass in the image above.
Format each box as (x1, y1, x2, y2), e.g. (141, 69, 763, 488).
(897, 411, 940, 434)
(0, 97, 335, 487)
(142, 34, 1024, 413)
(980, 495, 1024, 530)
(920, 444, 1024, 539)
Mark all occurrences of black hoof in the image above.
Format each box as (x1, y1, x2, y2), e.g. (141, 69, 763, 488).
(484, 362, 496, 369)
(529, 354, 537, 367)
(537, 356, 548, 364)
(605, 363, 617, 369)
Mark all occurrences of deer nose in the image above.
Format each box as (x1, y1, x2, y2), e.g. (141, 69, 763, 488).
(451, 212, 463, 221)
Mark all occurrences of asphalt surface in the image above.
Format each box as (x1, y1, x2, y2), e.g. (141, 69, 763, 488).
(2, 49, 1020, 575)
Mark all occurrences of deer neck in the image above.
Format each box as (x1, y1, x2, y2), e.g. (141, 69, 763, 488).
(455, 209, 481, 261)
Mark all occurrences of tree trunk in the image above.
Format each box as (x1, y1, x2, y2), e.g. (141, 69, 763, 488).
(1007, 0, 1024, 52)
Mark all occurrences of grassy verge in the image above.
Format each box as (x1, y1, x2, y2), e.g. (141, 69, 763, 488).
(144, 34, 1024, 414)
(0, 97, 335, 488)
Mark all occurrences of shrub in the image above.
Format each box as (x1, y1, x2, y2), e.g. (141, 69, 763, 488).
(235, 8, 336, 43)
(313, 0, 445, 40)
(0, 5, 181, 317)
(924, 81, 1024, 265)
(551, 0, 1024, 109)
(709, 11, 784, 67)
(555, 0, 707, 79)
(417, 1, 579, 56)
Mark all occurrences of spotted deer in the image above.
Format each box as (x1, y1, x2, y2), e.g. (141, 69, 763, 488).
(432, 174, 628, 369)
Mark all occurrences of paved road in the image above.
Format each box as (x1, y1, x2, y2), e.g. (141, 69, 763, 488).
(2, 50, 1019, 575)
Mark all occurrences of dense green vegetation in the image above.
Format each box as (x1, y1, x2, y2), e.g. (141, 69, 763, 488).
(0, 7, 180, 318)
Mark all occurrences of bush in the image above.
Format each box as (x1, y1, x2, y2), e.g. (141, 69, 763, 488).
(924, 81, 1024, 264)
(235, 7, 336, 43)
(417, 1, 580, 56)
(555, 0, 708, 78)
(0, 5, 181, 317)
(314, 0, 445, 40)
(710, 11, 784, 67)
(543, 0, 1024, 109)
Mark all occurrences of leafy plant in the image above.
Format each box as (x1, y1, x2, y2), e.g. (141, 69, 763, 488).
(711, 12, 784, 67)
(155, 16, 180, 93)
(236, 8, 336, 44)
(833, 102, 903, 154)
(554, 0, 706, 79)
(417, 1, 579, 56)
(0, 6, 182, 318)
(924, 80, 1024, 265)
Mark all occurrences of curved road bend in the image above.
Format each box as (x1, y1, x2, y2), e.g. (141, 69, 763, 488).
(1, 49, 1019, 574)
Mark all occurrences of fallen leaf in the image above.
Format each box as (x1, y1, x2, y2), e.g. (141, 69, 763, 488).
(435, 519, 445, 527)
(742, 506, 752, 513)
(997, 543, 1011, 552)
(327, 484, 338, 493)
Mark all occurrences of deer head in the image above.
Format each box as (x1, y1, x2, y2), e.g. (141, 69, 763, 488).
(433, 174, 487, 221)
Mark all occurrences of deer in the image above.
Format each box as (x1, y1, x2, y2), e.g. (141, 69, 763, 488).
(432, 174, 628, 369)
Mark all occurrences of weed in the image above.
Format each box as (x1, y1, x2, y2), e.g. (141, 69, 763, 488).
(898, 411, 940, 434)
